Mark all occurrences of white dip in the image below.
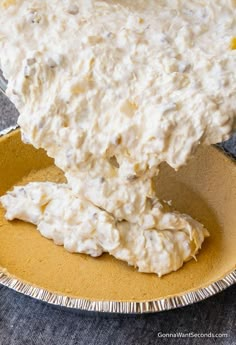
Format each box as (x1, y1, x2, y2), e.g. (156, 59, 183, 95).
(0, 0, 235, 276)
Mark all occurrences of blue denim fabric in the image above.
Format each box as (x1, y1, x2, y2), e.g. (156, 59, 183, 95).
(0, 285, 235, 345)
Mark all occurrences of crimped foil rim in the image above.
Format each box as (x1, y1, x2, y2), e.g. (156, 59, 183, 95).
(0, 126, 235, 314)
(0, 269, 235, 314)
(0, 124, 19, 136)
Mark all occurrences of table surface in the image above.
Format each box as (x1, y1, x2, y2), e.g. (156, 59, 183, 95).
(0, 92, 235, 345)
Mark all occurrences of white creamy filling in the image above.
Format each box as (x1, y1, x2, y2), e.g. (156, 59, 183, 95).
(0, 0, 235, 275)
(1, 183, 208, 276)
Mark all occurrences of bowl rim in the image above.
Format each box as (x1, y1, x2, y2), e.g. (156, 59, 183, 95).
(0, 126, 235, 314)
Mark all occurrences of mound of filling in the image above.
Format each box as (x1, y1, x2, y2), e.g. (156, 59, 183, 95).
(0, 0, 235, 276)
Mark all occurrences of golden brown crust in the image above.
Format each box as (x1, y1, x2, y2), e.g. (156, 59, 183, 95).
(0, 130, 235, 302)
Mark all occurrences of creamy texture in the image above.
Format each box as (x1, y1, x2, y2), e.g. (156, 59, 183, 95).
(1, 183, 208, 276)
(0, 0, 235, 275)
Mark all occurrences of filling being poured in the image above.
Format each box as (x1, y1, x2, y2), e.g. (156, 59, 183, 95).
(0, 0, 235, 276)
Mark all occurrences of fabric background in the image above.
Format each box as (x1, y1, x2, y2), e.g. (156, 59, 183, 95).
(0, 92, 235, 345)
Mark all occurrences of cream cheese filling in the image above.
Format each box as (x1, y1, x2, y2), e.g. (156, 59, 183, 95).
(1, 182, 208, 276)
(0, 0, 235, 275)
